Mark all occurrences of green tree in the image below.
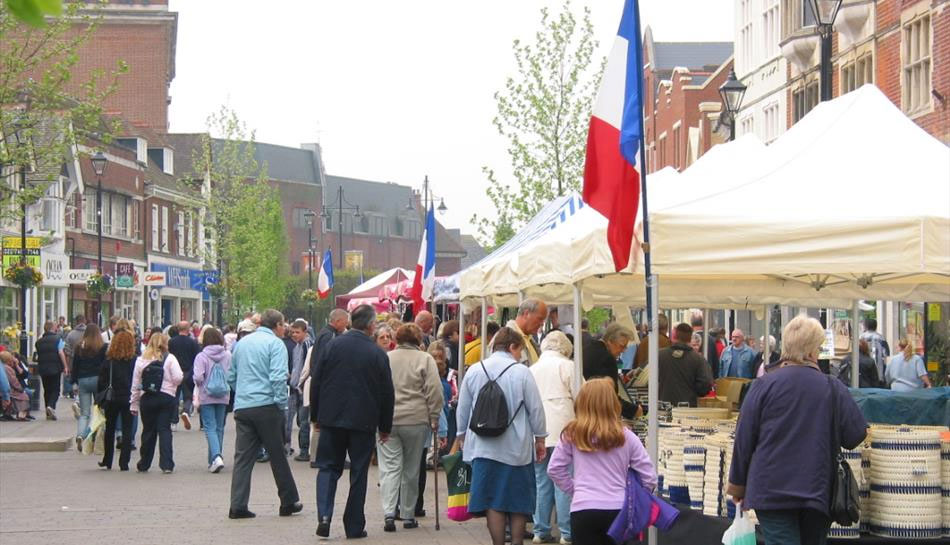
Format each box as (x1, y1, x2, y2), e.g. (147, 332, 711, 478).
(4, 0, 61, 28)
(187, 107, 293, 322)
(474, 0, 602, 249)
(0, 1, 126, 223)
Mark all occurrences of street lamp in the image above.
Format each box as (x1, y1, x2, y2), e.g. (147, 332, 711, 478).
(320, 185, 361, 269)
(91, 151, 107, 327)
(719, 69, 747, 142)
(810, 0, 843, 102)
(303, 209, 316, 324)
(8, 126, 30, 362)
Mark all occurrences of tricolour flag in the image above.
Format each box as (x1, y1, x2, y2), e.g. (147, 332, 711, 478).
(317, 249, 334, 299)
(410, 206, 436, 312)
(582, 0, 645, 272)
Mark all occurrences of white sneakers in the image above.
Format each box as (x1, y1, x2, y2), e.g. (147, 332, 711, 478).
(180, 413, 192, 430)
(71, 402, 80, 420)
(210, 455, 225, 473)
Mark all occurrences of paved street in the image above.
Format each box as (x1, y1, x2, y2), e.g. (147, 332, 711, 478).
(0, 404, 485, 545)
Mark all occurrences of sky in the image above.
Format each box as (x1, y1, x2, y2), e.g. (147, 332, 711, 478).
(167, 1, 734, 236)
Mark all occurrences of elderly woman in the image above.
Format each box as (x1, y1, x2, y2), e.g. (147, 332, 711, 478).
(1, 351, 30, 420)
(379, 323, 444, 532)
(584, 323, 638, 419)
(529, 331, 579, 544)
(728, 315, 867, 545)
(374, 324, 396, 352)
(456, 327, 547, 545)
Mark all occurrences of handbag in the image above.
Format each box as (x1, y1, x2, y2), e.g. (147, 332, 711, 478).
(827, 376, 860, 525)
(440, 451, 473, 521)
(95, 360, 115, 406)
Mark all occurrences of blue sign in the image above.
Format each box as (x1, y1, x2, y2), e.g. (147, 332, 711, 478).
(149, 263, 219, 299)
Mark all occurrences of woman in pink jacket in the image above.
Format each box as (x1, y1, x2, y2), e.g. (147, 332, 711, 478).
(131, 333, 183, 474)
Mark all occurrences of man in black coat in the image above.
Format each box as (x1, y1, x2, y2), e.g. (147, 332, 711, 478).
(167, 321, 199, 426)
(658, 323, 713, 407)
(312, 305, 394, 539)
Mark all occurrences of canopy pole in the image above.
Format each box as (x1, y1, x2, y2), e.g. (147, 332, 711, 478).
(702, 307, 710, 363)
(647, 275, 660, 545)
(762, 306, 771, 372)
(573, 283, 584, 392)
(458, 303, 466, 382)
(851, 300, 860, 389)
(481, 298, 488, 360)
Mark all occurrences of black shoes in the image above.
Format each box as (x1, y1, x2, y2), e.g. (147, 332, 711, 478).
(403, 519, 419, 529)
(228, 508, 256, 519)
(310, 461, 320, 469)
(414, 508, 426, 518)
(293, 452, 310, 462)
(346, 531, 367, 539)
(279, 502, 303, 517)
(384, 517, 396, 532)
(316, 518, 331, 538)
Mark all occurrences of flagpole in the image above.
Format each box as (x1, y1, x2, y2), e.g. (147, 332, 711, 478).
(631, 3, 659, 545)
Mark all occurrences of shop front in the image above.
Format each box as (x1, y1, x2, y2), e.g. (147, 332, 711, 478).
(146, 260, 208, 328)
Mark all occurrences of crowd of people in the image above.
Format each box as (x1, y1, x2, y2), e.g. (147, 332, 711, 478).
(0, 297, 930, 545)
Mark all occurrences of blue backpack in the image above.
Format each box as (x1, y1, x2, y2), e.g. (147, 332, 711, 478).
(205, 360, 229, 397)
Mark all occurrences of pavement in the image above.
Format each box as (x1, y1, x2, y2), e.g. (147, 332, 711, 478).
(0, 401, 488, 545)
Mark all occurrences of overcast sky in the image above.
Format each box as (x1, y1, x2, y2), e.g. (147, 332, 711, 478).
(167, 1, 734, 235)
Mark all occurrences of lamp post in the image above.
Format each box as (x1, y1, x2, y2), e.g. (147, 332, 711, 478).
(405, 175, 448, 316)
(320, 185, 361, 269)
(304, 209, 316, 325)
(810, 0, 843, 102)
(91, 151, 107, 327)
(6, 126, 30, 361)
(718, 69, 747, 142)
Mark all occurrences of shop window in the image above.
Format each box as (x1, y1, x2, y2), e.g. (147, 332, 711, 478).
(792, 81, 819, 123)
(151, 205, 159, 251)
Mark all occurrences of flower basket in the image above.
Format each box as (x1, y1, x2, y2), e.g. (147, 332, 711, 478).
(301, 289, 320, 304)
(3, 262, 43, 289)
(86, 273, 114, 296)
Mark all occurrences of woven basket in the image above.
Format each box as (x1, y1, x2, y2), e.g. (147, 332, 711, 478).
(684, 433, 706, 511)
(671, 407, 731, 422)
(868, 426, 943, 538)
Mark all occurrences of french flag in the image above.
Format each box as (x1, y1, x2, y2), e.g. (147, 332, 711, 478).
(317, 249, 334, 299)
(582, 0, 645, 272)
(410, 206, 436, 312)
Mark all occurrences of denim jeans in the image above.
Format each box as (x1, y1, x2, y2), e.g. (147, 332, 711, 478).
(756, 508, 830, 545)
(76, 376, 99, 438)
(199, 403, 228, 464)
(116, 412, 139, 445)
(285, 389, 309, 451)
(535, 446, 572, 540)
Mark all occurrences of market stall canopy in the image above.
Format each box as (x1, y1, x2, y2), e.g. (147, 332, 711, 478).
(336, 267, 411, 309)
(460, 85, 950, 307)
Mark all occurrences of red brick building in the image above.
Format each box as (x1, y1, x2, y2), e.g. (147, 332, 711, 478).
(781, 0, 949, 143)
(642, 27, 735, 173)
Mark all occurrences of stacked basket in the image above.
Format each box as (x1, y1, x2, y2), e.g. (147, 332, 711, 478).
(868, 426, 943, 539)
(703, 433, 730, 517)
(828, 446, 864, 539)
(666, 429, 690, 505)
(860, 441, 871, 533)
(683, 433, 707, 511)
(942, 434, 950, 537)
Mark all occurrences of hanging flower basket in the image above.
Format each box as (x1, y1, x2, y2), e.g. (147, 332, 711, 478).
(3, 262, 43, 289)
(301, 289, 320, 304)
(86, 273, 114, 296)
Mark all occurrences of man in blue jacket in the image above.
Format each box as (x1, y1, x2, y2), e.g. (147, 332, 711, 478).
(227, 309, 302, 520)
(313, 304, 395, 539)
(720, 329, 757, 379)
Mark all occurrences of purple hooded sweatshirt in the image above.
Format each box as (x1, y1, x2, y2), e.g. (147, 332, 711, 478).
(192, 345, 231, 405)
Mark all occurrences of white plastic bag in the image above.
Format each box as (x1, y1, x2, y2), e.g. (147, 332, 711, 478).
(721, 504, 756, 545)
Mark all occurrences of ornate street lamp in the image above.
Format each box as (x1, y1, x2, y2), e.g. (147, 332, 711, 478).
(809, 0, 843, 102)
(718, 69, 747, 141)
(90, 151, 107, 326)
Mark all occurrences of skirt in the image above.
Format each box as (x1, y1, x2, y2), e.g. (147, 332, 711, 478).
(468, 457, 537, 515)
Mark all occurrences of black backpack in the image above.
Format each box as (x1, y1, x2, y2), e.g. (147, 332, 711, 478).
(141, 357, 166, 395)
(469, 362, 523, 437)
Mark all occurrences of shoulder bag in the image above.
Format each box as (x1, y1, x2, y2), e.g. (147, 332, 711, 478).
(827, 376, 860, 525)
(96, 360, 115, 406)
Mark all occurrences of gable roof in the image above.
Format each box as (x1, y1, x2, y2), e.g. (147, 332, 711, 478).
(164, 134, 324, 185)
(653, 42, 733, 72)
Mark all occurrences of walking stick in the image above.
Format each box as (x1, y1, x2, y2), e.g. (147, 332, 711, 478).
(433, 430, 441, 531)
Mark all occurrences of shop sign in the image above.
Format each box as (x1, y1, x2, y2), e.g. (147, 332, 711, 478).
(142, 271, 167, 286)
(66, 269, 96, 284)
(148, 264, 218, 296)
(116, 262, 135, 288)
(1, 236, 42, 271)
(42, 254, 67, 286)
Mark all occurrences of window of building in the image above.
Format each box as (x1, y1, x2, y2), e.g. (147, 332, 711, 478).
(151, 205, 159, 251)
(83, 191, 96, 231)
(161, 206, 169, 252)
(792, 81, 819, 123)
(763, 0, 780, 59)
(65, 192, 77, 229)
(672, 125, 681, 170)
(841, 53, 873, 95)
(177, 211, 185, 256)
(292, 207, 312, 229)
(782, 0, 816, 40)
(740, 115, 755, 137)
(393, 217, 404, 237)
(763, 103, 780, 143)
(132, 201, 140, 241)
(188, 211, 196, 257)
(902, 14, 932, 114)
(39, 179, 63, 233)
(658, 134, 667, 167)
(739, 0, 754, 72)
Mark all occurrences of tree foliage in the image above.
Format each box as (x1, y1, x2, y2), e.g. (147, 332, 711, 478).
(0, 1, 126, 224)
(474, 1, 602, 249)
(188, 107, 292, 322)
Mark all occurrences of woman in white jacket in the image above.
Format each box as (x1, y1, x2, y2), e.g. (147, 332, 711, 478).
(529, 331, 580, 544)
